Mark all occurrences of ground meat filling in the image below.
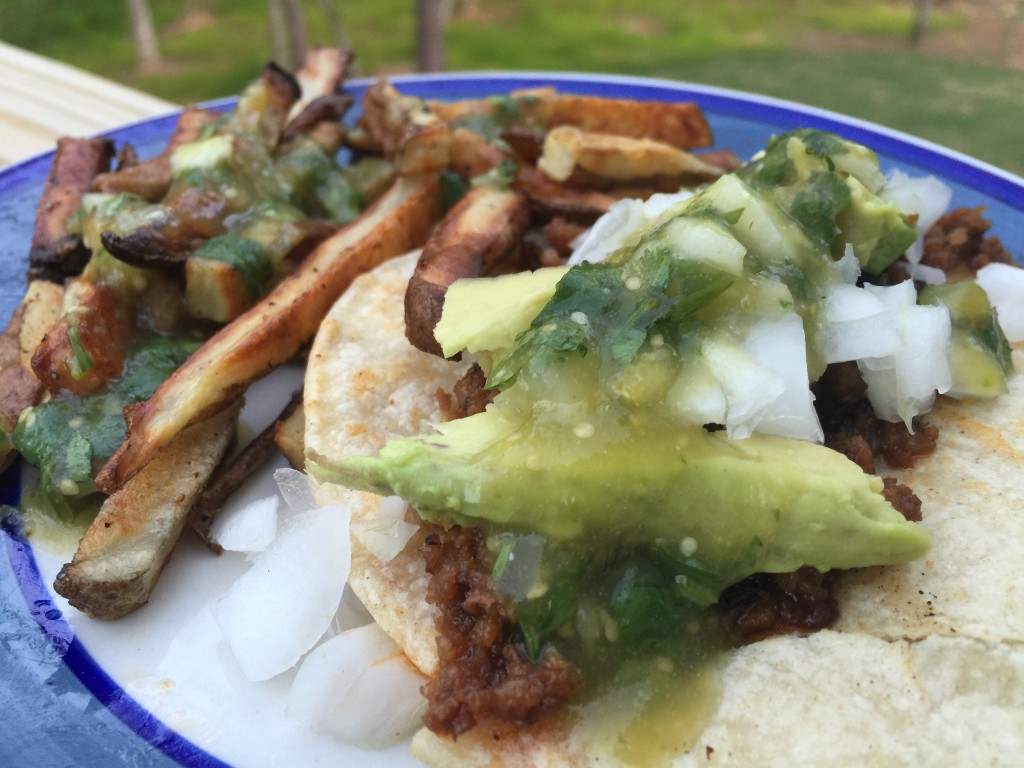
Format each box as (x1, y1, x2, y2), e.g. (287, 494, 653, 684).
(718, 567, 839, 644)
(436, 363, 496, 422)
(921, 206, 1013, 275)
(420, 525, 582, 739)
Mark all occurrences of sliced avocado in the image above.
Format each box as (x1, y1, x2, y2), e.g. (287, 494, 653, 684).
(834, 176, 918, 275)
(435, 265, 569, 358)
(313, 407, 931, 593)
(920, 280, 1014, 398)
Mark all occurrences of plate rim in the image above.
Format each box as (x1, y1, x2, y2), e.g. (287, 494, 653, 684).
(2, 69, 1023, 768)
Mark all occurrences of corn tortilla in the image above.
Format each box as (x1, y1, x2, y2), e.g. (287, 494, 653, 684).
(305, 251, 1024, 765)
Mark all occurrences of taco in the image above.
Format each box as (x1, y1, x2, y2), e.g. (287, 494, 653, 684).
(305, 131, 1024, 765)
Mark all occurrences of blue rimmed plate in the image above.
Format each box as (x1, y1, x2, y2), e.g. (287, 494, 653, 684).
(1, 73, 1023, 768)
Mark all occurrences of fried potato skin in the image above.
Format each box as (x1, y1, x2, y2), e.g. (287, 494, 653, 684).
(405, 185, 530, 356)
(53, 402, 241, 619)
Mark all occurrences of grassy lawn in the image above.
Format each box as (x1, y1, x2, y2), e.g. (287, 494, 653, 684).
(1, 0, 1021, 174)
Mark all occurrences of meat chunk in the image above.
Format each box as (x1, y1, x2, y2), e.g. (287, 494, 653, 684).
(420, 525, 581, 738)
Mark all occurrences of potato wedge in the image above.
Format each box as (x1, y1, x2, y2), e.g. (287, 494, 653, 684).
(429, 88, 713, 149)
(95, 173, 442, 493)
(29, 137, 114, 282)
(355, 79, 452, 175)
(275, 400, 306, 470)
(52, 400, 241, 619)
(405, 185, 530, 356)
(538, 125, 725, 187)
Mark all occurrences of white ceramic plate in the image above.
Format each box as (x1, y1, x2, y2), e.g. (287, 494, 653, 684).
(1, 72, 1023, 768)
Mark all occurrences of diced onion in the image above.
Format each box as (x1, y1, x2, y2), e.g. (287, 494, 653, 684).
(351, 495, 419, 564)
(569, 190, 693, 265)
(215, 503, 352, 681)
(286, 623, 426, 749)
(976, 263, 1024, 341)
(210, 494, 279, 554)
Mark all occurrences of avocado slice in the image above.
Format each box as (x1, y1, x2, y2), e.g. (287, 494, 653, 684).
(312, 407, 931, 599)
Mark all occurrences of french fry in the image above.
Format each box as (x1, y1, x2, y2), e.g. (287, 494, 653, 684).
(429, 88, 713, 150)
(189, 388, 304, 552)
(354, 79, 452, 175)
(0, 281, 64, 469)
(512, 164, 618, 225)
(538, 125, 725, 187)
(52, 401, 241, 619)
(405, 185, 530, 356)
(95, 173, 442, 493)
(275, 400, 306, 470)
(29, 137, 115, 282)
(91, 108, 220, 201)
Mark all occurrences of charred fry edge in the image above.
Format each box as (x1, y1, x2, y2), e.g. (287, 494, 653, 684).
(95, 173, 442, 493)
(53, 401, 241, 620)
(29, 137, 115, 282)
(405, 185, 530, 357)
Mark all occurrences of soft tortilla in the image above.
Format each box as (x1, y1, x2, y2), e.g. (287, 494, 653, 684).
(305, 250, 1024, 765)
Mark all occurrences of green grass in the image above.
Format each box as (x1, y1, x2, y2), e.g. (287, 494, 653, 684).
(1, 0, 1021, 173)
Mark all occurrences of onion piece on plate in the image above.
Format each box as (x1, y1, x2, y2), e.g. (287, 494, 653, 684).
(976, 262, 1024, 341)
(215, 501, 352, 681)
(287, 623, 426, 748)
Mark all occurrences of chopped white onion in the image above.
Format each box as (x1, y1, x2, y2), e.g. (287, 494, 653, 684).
(210, 494, 279, 554)
(350, 495, 419, 564)
(742, 314, 823, 443)
(286, 623, 426, 749)
(976, 262, 1024, 341)
(275, 467, 319, 515)
(215, 503, 352, 681)
(821, 283, 902, 364)
(703, 338, 785, 440)
(568, 190, 693, 265)
(668, 356, 727, 426)
(856, 282, 952, 428)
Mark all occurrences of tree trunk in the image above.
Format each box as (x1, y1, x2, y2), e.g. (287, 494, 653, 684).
(267, 0, 291, 66)
(417, 0, 448, 72)
(126, 0, 162, 72)
(909, 0, 932, 45)
(283, 0, 310, 66)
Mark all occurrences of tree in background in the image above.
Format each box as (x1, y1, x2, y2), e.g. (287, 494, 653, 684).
(909, 0, 932, 44)
(418, 0, 449, 71)
(127, 0, 162, 73)
(267, 0, 309, 69)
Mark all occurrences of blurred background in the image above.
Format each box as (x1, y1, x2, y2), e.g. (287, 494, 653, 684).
(1, 0, 1022, 174)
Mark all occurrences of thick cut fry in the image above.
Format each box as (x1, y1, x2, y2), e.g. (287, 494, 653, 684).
(189, 388, 303, 551)
(275, 401, 306, 470)
(538, 125, 724, 187)
(52, 402, 241, 619)
(0, 281, 64, 468)
(29, 137, 115, 282)
(429, 88, 713, 149)
(285, 47, 355, 125)
(512, 165, 618, 225)
(405, 185, 530, 357)
(355, 79, 452, 175)
(95, 174, 442, 493)
(448, 128, 510, 180)
(31, 280, 134, 395)
(91, 108, 220, 201)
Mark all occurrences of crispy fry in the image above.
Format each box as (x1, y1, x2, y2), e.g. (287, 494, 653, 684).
(29, 137, 115, 282)
(286, 47, 355, 123)
(190, 389, 304, 552)
(95, 173, 442, 493)
(52, 401, 241, 619)
(448, 128, 509, 181)
(355, 79, 452, 175)
(274, 400, 305, 470)
(538, 125, 724, 188)
(91, 108, 220, 201)
(405, 185, 530, 357)
(512, 164, 618, 225)
(0, 281, 63, 442)
(429, 88, 713, 149)
(31, 280, 134, 395)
